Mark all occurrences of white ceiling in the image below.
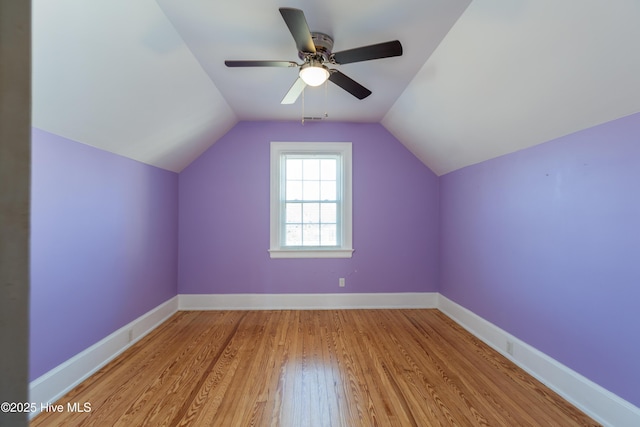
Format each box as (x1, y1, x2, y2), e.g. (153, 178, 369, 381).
(32, 0, 640, 174)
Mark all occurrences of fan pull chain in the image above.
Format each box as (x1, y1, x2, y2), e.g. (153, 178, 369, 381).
(324, 80, 328, 119)
(301, 85, 305, 125)
(300, 83, 328, 124)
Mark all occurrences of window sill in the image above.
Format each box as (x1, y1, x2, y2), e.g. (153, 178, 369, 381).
(268, 248, 354, 259)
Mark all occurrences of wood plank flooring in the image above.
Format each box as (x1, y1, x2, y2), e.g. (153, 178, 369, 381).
(31, 310, 600, 426)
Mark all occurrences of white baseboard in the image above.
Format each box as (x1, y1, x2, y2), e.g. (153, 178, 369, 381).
(178, 292, 439, 310)
(29, 296, 179, 418)
(437, 294, 640, 427)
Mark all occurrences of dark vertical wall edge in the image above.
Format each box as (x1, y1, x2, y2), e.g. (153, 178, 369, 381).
(0, 0, 31, 426)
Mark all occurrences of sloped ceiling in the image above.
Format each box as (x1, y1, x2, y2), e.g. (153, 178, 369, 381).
(32, 0, 640, 174)
(383, 0, 640, 175)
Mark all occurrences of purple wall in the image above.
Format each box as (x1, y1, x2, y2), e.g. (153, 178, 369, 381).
(439, 113, 640, 406)
(179, 121, 439, 294)
(30, 129, 178, 380)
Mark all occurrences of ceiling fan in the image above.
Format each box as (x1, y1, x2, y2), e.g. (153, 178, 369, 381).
(225, 7, 403, 104)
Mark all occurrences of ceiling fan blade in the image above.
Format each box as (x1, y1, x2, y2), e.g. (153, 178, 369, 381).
(279, 8, 316, 54)
(281, 78, 307, 104)
(332, 40, 402, 65)
(328, 70, 371, 100)
(225, 60, 298, 68)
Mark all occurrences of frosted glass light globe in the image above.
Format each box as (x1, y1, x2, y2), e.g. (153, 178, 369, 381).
(299, 63, 329, 87)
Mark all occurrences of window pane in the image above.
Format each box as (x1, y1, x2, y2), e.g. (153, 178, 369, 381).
(320, 224, 337, 246)
(320, 203, 337, 223)
(286, 158, 303, 180)
(302, 159, 320, 180)
(285, 203, 302, 223)
(285, 224, 302, 246)
(320, 181, 336, 201)
(302, 203, 320, 224)
(320, 159, 336, 180)
(303, 180, 320, 201)
(303, 224, 320, 246)
(286, 180, 302, 201)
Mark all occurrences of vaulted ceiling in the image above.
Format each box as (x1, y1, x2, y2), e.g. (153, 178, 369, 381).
(32, 0, 640, 175)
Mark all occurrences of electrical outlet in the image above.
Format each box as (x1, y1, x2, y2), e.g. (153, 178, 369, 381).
(128, 330, 134, 343)
(506, 340, 514, 355)
(339, 278, 345, 287)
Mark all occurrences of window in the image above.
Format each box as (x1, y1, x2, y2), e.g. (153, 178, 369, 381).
(270, 142, 353, 258)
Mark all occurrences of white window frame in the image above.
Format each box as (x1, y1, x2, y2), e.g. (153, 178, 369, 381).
(269, 141, 353, 259)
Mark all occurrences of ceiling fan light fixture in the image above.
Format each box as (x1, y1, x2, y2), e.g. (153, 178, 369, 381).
(225, 8, 403, 103)
(299, 62, 329, 87)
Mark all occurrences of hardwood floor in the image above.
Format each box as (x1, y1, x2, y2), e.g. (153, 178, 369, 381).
(31, 310, 600, 426)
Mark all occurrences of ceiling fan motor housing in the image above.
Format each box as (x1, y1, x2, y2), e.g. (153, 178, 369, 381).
(298, 32, 334, 63)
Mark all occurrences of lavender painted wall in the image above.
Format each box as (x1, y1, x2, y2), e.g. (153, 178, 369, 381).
(179, 121, 439, 294)
(30, 128, 178, 380)
(439, 113, 640, 406)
